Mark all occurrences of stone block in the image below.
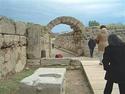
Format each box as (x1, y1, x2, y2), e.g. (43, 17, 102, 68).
(13, 35, 19, 43)
(19, 68, 66, 94)
(0, 50, 4, 79)
(0, 34, 3, 48)
(15, 47, 26, 72)
(40, 59, 70, 66)
(10, 47, 18, 72)
(27, 25, 41, 59)
(27, 59, 41, 66)
(4, 35, 14, 46)
(15, 21, 26, 35)
(2, 48, 14, 76)
(0, 17, 15, 34)
(19, 36, 26, 45)
(54, 19, 61, 25)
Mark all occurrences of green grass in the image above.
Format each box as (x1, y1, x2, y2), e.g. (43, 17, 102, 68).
(0, 68, 36, 94)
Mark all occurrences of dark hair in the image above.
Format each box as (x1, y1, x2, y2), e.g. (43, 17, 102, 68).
(108, 34, 125, 46)
(100, 25, 106, 29)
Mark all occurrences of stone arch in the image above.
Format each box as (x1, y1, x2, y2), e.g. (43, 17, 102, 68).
(47, 16, 85, 32)
(47, 16, 86, 56)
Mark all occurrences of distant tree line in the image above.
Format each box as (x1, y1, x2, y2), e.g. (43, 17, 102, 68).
(107, 23, 125, 29)
(88, 20, 100, 27)
(88, 20, 125, 30)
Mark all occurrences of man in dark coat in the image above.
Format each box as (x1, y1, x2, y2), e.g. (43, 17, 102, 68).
(102, 34, 125, 94)
(88, 37, 96, 57)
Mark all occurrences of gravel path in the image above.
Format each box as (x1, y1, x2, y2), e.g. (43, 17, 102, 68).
(65, 69, 93, 94)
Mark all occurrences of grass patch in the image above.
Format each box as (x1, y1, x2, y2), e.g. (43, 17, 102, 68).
(0, 68, 36, 94)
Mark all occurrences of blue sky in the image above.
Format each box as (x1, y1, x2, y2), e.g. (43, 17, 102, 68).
(0, 0, 125, 33)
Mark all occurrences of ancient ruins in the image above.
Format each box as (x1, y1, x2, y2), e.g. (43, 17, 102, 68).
(0, 16, 125, 94)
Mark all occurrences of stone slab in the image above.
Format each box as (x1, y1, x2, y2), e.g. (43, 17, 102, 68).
(27, 25, 41, 59)
(19, 68, 66, 94)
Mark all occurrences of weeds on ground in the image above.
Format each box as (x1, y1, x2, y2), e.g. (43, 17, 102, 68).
(0, 68, 36, 94)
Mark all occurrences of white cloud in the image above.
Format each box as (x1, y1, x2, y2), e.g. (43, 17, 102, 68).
(43, 1, 123, 16)
(44, 0, 120, 4)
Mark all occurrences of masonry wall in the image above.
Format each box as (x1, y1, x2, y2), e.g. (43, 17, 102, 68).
(0, 17, 27, 79)
(0, 17, 50, 79)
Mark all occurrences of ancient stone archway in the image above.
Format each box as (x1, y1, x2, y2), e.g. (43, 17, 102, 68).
(47, 16, 85, 32)
(47, 16, 86, 56)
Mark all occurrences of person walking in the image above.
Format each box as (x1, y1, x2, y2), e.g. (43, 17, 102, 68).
(88, 37, 96, 58)
(102, 34, 125, 94)
(96, 25, 109, 65)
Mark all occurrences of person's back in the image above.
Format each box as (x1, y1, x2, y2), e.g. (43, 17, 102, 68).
(102, 34, 125, 94)
(88, 38, 96, 49)
(107, 45, 125, 82)
(88, 38, 96, 57)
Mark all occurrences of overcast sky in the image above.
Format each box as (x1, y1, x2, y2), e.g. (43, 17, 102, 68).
(0, 0, 125, 32)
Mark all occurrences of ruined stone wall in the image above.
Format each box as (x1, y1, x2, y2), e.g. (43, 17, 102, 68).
(54, 28, 125, 57)
(0, 17, 27, 79)
(0, 17, 50, 79)
(27, 25, 51, 65)
(54, 32, 85, 56)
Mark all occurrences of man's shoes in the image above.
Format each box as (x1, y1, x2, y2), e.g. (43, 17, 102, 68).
(99, 63, 103, 65)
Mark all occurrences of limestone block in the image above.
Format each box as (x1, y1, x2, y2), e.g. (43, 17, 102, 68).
(27, 59, 41, 66)
(0, 50, 4, 78)
(13, 35, 19, 44)
(40, 37, 45, 50)
(41, 27, 45, 35)
(61, 17, 66, 23)
(40, 59, 70, 66)
(0, 34, 3, 48)
(15, 21, 26, 35)
(54, 19, 61, 25)
(10, 47, 18, 73)
(19, 68, 66, 94)
(19, 36, 26, 45)
(2, 48, 14, 76)
(48, 24, 54, 30)
(0, 17, 15, 34)
(15, 47, 26, 72)
(27, 25, 41, 59)
(4, 35, 14, 46)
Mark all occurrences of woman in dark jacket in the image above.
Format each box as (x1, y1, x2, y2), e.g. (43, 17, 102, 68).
(102, 34, 125, 94)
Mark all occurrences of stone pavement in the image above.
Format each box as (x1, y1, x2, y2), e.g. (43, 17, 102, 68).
(80, 57, 119, 94)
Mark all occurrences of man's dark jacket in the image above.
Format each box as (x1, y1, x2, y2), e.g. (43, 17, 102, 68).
(88, 39, 96, 49)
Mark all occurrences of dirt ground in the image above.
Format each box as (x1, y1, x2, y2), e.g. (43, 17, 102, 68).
(65, 69, 93, 94)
